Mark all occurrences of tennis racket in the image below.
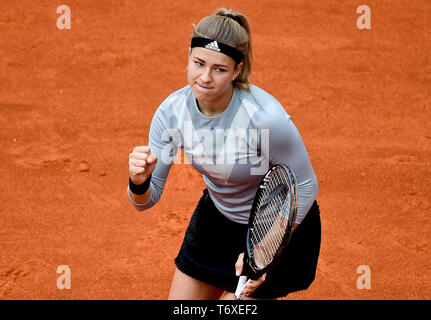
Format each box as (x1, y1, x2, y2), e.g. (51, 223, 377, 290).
(233, 164, 298, 300)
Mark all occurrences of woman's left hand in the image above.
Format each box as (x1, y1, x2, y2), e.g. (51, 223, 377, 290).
(234, 253, 266, 297)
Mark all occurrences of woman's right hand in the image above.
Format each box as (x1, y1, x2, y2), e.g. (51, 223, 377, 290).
(129, 146, 158, 185)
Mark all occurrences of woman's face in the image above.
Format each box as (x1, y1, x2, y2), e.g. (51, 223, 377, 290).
(187, 47, 242, 105)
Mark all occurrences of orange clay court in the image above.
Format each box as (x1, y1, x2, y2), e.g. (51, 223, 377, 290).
(0, 0, 429, 300)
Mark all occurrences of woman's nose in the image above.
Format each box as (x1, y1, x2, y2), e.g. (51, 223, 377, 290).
(200, 67, 212, 82)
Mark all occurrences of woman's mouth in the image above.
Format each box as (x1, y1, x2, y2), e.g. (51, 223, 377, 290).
(197, 83, 212, 90)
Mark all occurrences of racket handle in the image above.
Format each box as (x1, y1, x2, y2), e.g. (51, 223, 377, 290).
(233, 276, 249, 300)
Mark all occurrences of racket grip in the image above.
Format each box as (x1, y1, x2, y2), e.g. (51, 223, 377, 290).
(234, 276, 248, 300)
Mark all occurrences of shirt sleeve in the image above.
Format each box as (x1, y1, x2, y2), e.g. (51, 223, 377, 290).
(127, 105, 178, 211)
(264, 103, 319, 224)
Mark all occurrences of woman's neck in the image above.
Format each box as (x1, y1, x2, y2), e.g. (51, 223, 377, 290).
(197, 86, 234, 117)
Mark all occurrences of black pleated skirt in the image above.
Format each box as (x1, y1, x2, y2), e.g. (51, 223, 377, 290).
(174, 189, 321, 299)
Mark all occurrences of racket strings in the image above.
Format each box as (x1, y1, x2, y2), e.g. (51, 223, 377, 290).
(249, 169, 292, 269)
(251, 195, 284, 265)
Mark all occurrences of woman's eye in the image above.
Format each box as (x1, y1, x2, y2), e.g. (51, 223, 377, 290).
(193, 61, 225, 72)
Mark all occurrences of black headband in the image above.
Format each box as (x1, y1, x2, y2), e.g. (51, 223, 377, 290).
(190, 37, 244, 64)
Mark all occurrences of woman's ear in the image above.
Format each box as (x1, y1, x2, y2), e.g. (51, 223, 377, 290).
(234, 62, 243, 79)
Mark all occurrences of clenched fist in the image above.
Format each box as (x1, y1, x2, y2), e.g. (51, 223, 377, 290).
(129, 146, 157, 185)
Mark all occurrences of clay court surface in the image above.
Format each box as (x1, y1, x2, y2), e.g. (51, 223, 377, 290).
(0, 0, 429, 300)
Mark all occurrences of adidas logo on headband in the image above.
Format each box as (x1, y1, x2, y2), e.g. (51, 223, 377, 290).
(191, 37, 244, 64)
(205, 41, 221, 52)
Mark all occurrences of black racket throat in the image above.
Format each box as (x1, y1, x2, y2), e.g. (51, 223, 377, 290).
(242, 255, 263, 280)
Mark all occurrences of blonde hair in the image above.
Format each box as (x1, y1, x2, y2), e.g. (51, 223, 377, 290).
(192, 8, 252, 91)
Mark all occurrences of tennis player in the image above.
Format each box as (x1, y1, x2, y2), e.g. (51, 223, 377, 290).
(127, 8, 321, 300)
